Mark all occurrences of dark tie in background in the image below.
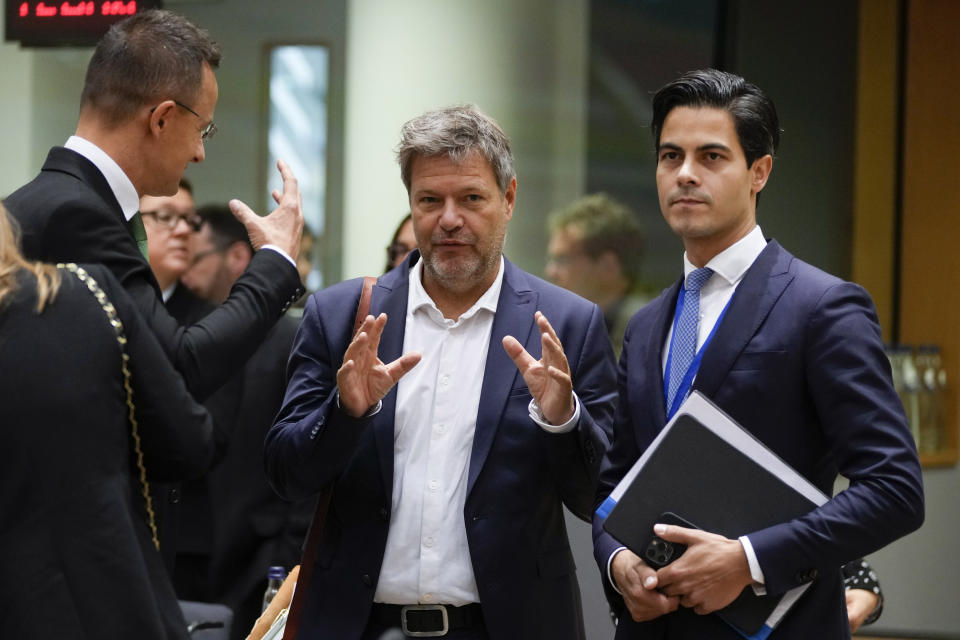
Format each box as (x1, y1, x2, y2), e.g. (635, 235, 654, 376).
(129, 211, 149, 262)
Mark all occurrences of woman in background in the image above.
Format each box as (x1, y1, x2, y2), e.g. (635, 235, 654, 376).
(0, 204, 214, 639)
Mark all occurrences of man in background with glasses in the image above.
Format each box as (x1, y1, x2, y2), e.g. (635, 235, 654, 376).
(141, 178, 204, 304)
(4, 8, 305, 407)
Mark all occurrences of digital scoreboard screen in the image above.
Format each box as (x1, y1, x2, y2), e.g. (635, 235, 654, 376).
(5, 1, 163, 47)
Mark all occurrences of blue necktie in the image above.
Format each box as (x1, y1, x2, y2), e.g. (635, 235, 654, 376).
(666, 267, 713, 411)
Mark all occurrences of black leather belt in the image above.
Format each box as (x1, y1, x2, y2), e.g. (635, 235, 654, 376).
(370, 602, 483, 637)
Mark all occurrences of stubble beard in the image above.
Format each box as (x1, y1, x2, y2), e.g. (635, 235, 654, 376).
(421, 229, 505, 295)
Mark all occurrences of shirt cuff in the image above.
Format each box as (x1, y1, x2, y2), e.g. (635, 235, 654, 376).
(527, 393, 581, 433)
(335, 392, 382, 418)
(261, 244, 297, 269)
(738, 535, 766, 596)
(607, 546, 628, 595)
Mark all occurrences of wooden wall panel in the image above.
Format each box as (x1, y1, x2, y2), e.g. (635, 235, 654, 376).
(852, 0, 899, 339)
(899, 0, 960, 464)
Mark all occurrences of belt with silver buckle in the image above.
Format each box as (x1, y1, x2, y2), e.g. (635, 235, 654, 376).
(370, 602, 483, 637)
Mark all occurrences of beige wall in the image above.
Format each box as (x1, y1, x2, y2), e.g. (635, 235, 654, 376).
(0, 10, 34, 197)
(341, 0, 588, 279)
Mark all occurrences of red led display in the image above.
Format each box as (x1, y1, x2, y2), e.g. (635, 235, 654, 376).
(5, 0, 163, 47)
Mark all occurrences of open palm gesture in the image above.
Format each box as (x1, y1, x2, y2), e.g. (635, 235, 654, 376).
(336, 313, 421, 417)
(502, 311, 575, 425)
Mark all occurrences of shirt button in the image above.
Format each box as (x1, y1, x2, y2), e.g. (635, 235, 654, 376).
(434, 423, 446, 435)
(424, 536, 435, 548)
(428, 479, 439, 491)
(423, 593, 433, 602)
(440, 375, 450, 387)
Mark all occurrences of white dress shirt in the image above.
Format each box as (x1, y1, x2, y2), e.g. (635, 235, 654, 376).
(374, 257, 504, 605)
(66, 136, 140, 221)
(608, 225, 769, 591)
(62, 136, 295, 267)
(373, 256, 582, 605)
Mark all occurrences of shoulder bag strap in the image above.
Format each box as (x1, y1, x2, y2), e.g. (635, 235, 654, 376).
(283, 276, 376, 640)
(58, 263, 161, 550)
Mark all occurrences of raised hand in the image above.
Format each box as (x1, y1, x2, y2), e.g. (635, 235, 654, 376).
(610, 548, 679, 622)
(229, 159, 304, 259)
(502, 311, 575, 425)
(336, 313, 421, 417)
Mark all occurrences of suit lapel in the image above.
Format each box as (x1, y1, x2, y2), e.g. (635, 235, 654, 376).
(467, 260, 537, 496)
(45, 147, 127, 225)
(369, 260, 412, 495)
(694, 240, 793, 398)
(647, 280, 682, 429)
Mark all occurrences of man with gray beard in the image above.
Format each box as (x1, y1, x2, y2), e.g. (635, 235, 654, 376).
(264, 105, 617, 639)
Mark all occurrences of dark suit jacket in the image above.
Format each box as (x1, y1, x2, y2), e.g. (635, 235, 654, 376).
(593, 241, 924, 639)
(162, 283, 226, 582)
(264, 254, 617, 640)
(0, 265, 214, 640)
(3, 146, 304, 401)
(165, 287, 309, 636)
(206, 314, 313, 639)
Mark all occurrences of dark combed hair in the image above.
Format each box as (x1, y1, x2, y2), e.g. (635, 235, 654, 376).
(548, 193, 645, 287)
(196, 204, 252, 253)
(80, 9, 221, 124)
(651, 69, 780, 167)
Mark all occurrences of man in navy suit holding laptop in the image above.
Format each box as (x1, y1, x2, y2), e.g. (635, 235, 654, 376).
(593, 69, 923, 638)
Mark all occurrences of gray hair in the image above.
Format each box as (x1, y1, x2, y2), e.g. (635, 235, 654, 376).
(397, 105, 515, 194)
(81, 9, 221, 124)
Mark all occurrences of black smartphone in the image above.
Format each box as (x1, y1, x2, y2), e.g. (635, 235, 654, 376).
(640, 511, 699, 569)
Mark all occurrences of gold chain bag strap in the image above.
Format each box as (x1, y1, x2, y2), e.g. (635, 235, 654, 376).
(58, 263, 160, 550)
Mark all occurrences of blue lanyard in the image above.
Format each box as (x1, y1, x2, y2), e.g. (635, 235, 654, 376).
(663, 289, 733, 420)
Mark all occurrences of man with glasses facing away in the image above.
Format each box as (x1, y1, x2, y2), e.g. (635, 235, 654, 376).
(4, 9, 305, 406)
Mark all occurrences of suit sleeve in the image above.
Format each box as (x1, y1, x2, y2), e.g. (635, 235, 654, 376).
(592, 321, 644, 610)
(747, 282, 924, 595)
(90, 265, 216, 482)
(46, 199, 304, 401)
(544, 303, 617, 521)
(264, 284, 375, 501)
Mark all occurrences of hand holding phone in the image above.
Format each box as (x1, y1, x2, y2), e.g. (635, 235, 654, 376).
(641, 512, 699, 569)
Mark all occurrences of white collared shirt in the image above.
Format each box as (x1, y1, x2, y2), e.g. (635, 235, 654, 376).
(660, 224, 768, 369)
(65, 136, 140, 221)
(62, 136, 296, 268)
(374, 257, 506, 605)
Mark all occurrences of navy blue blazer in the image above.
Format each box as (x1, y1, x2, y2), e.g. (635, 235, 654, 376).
(265, 253, 617, 640)
(593, 241, 924, 639)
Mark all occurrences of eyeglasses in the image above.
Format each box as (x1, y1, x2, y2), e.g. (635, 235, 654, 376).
(142, 209, 203, 232)
(151, 99, 218, 142)
(387, 241, 415, 265)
